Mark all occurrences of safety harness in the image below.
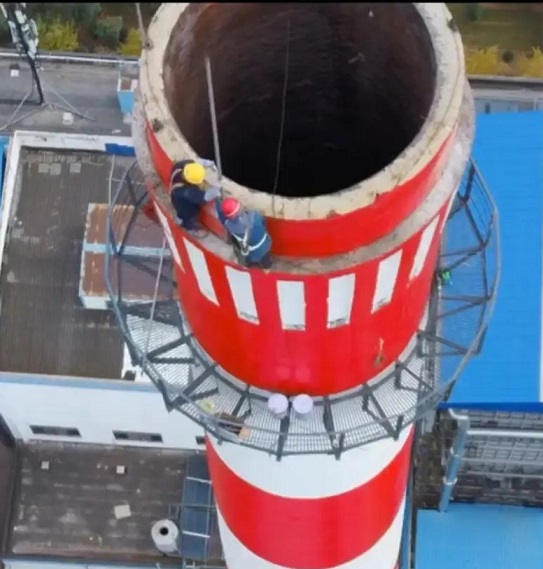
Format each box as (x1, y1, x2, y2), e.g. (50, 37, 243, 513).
(230, 215, 267, 257)
(170, 165, 187, 192)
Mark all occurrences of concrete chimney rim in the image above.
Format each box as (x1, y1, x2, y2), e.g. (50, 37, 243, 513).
(140, 2, 465, 221)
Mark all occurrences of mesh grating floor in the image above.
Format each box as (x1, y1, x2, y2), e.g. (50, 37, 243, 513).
(105, 160, 499, 458)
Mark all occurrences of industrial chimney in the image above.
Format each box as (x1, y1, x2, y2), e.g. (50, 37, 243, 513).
(109, 3, 499, 569)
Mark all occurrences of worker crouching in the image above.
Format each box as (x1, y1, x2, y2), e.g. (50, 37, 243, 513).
(169, 159, 220, 237)
(217, 197, 273, 271)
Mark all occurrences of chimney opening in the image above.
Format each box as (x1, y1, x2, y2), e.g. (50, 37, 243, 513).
(164, 3, 436, 198)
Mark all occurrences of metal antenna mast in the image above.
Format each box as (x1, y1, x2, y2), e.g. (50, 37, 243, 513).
(0, 3, 94, 132)
(0, 2, 43, 104)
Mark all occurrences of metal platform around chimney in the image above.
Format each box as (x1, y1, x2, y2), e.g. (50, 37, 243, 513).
(105, 161, 500, 459)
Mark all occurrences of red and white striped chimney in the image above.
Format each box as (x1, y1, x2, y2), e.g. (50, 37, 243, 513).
(136, 3, 473, 568)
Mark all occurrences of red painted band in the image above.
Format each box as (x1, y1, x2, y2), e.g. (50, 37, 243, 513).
(145, 120, 456, 258)
(156, 198, 447, 395)
(206, 433, 413, 569)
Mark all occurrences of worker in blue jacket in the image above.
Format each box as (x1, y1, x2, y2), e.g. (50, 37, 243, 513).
(169, 158, 220, 235)
(217, 197, 273, 270)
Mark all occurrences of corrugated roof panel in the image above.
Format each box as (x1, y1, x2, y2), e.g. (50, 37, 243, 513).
(416, 503, 543, 569)
(447, 111, 543, 410)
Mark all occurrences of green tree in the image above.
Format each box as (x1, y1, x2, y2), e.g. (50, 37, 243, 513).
(72, 4, 102, 26)
(28, 3, 101, 24)
(94, 16, 123, 49)
(502, 50, 515, 64)
(27, 4, 63, 18)
(0, 13, 10, 44)
(465, 3, 484, 22)
(36, 18, 79, 52)
(118, 28, 142, 57)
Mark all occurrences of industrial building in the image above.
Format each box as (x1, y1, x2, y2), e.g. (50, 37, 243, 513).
(1, 109, 541, 569)
(414, 110, 543, 569)
(0, 132, 204, 450)
(0, 4, 542, 569)
(0, 131, 221, 569)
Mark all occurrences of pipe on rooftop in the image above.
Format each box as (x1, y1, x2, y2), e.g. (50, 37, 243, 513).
(467, 428, 543, 440)
(439, 410, 543, 512)
(438, 409, 470, 512)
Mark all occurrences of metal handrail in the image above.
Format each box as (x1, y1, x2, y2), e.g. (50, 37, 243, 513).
(0, 47, 139, 65)
(466, 428, 543, 440)
(438, 407, 543, 511)
(105, 158, 500, 458)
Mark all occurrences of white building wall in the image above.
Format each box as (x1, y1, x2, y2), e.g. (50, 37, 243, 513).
(4, 562, 151, 569)
(4, 563, 66, 569)
(0, 375, 204, 450)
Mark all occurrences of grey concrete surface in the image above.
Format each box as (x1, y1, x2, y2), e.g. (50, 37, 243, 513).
(8, 442, 187, 563)
(0, 148, 131, 379)
(0, 60, 130, 135)
(7, 443, 224, 564)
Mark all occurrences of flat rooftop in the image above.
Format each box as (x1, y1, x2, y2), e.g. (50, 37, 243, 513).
(0, 60, 129, 136)
(416, 503, 543, 569)
(445, 111, 543, 412)
(6, 442, 223, 564)
(0, 147, 132, 379)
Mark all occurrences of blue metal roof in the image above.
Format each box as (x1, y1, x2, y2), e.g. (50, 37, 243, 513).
(416, 503, 543, 569)
(445, 111, 543, 411)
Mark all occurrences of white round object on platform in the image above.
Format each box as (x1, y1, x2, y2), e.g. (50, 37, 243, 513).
(267, 393, 289, 419)
(151, 519, 180, 554)
(292, 394, 314, 419)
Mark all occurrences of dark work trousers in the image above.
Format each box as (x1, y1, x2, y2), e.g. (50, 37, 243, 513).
(171, 186, 206, 230)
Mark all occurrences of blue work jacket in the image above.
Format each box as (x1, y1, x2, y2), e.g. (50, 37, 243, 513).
(216, 202, 272, 263)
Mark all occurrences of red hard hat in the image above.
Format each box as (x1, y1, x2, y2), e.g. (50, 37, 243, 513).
(221, 197, 241, 218)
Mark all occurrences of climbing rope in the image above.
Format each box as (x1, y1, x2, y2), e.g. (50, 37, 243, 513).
(205, 56, 223, 181)
(271, 16, 292, 212)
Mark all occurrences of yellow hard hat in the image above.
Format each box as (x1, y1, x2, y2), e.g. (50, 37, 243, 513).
(183, 162, 206, 186)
